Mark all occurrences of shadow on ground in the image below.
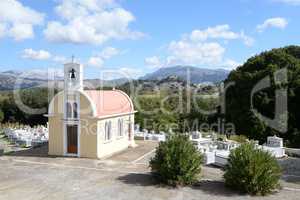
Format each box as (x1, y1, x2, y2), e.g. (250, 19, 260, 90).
(118, 173, 243, 196)
(192, 180, 241, 197)
(117, 173, 158, 186)
(3, 144, 58, 158)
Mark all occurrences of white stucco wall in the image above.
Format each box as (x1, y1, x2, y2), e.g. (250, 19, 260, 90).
(97, 114, 134, 158)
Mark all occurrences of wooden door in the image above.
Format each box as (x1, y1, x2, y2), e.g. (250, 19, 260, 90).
(67, 125, 78, 154)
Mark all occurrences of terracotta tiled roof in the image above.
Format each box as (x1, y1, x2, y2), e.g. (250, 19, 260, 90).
(84, 90, 134, 118)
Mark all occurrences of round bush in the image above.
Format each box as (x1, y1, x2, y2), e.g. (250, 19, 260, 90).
(224, 142, 281, 195)
(149, 134, 203, 186)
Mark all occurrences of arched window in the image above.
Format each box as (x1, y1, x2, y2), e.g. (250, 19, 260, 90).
(73, 102, 78, 119)
(105, 121, 112, 141)
(118, 119, 123, 137)
(66, 102, 72, 118)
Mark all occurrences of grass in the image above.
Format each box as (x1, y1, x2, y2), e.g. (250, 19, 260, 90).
(229, 135, 249, 143)
(20, 144, 30, 148)
(0, 132, 15, 145)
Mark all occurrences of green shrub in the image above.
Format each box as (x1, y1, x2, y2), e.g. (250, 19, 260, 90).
(149, 134, 203, 186)
(224, 142, 281, 195)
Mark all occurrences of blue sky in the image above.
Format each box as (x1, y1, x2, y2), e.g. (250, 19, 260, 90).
(0, 0, 299, 79)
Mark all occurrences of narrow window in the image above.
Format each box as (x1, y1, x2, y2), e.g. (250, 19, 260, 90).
(108, 121, 112, 140)
(73, 102, 78, 119)
(105, 122, 108, 140)
(118, 119, 123, 137)
(66, 102, 72, 118)
(105, 121, 112, 141)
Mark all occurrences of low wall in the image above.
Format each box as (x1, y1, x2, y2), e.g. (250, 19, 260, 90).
(214, 154, 228, 167)
(262, 146, 285, 158)
(285, 148, 300, 157)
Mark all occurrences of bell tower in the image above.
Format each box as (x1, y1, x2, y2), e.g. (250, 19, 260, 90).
(64, 61, 83, 91)
(63, 59, 82, 157)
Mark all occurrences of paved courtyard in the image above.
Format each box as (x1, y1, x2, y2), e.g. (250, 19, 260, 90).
(0, 140, 300, 200)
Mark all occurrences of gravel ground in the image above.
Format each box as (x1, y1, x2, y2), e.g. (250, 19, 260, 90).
(0, 153, 299, 199)
(279, 157, 300, 184)
(279, 157, 300, 176)
(0, 140, 300, 200)
(0, 157, 300, 200)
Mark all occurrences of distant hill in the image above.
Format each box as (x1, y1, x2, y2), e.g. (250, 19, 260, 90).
(141, 66, 230, 84)
(0, 66, 229, 90)
(0, 71, 46, 90)
(0, 70, 130, 91)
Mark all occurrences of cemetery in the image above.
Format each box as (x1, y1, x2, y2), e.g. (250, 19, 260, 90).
(134, 125, 287, 167)
(190, 132, 286, 166)
(0, 122, 287, 166)
(134, 125, 166, 142)
(0, 124, 48, 154)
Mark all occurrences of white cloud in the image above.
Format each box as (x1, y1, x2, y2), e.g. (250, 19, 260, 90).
(44, 0, 144, 45)
(87, 47, 120, 67)
(0, 23, 7, 38)
(145, 56, 162, 68)
(8, 23, 34, 40)
(54, 0, 116, 20)
(256, 17, 288, 32)
(222, 59, 242, 70)
(0, 0, 44, 40)
(240, 31, 255, 46)
(21, 48, 72, 64)
(190, 25, 239, 41)
(88, 56, 104, 67)
(146, 27, 245, 70)
(53, 56, 67, 63)
(167, 41, 225, 66)
(274, 0, 300, 5)
(99, 47, 120, 59)
(22, 49, 51, 60)
(21, 46, 118, 66)
(189, 24, 254, 46)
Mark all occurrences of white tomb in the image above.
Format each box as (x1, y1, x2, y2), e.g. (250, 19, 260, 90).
(266, 136, 283, 147)
(262, 135, 285, 158)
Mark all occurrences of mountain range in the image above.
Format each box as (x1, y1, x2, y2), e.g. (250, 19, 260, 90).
(0, 66, 230, 90)
(0, 70, 129, 90)
(142, 66, 230, 84)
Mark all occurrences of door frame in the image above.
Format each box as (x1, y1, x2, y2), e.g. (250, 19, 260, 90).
(63, 92, 80, 157)
(64, 120, 81, 157)
(66, 123, 79, 156)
